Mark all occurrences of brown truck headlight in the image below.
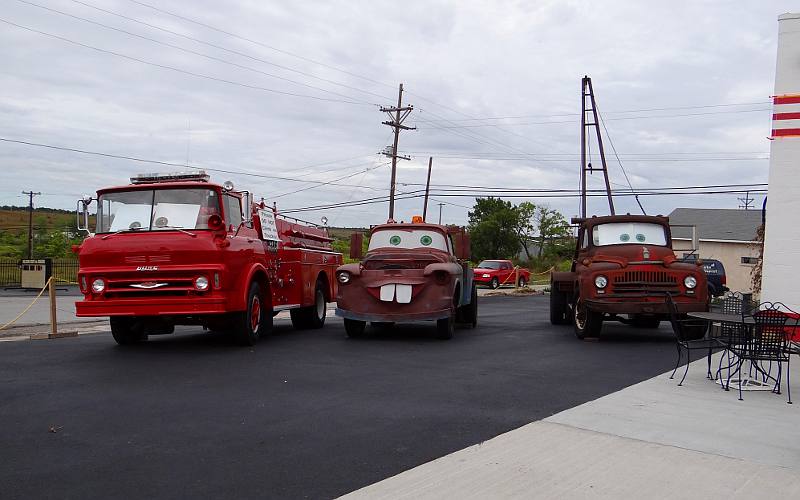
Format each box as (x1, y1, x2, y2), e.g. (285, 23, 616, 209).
(594, 275, 608, 289)
(684, 276, 697, 289)
(337, 272, 351, 284)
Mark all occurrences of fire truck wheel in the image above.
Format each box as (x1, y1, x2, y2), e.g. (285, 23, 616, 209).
(436, 313, 455, 340)
(490, 277, 500, 289)
(290, 282, 327, 329)
(550, 290, 570, 325)
(344, 319, 366, 338)
(573, 297, 602, 339)
(110, 317, 147, 345)
(234, 282, 266, 346)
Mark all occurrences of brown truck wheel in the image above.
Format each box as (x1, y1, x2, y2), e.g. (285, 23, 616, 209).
(344, 319, 366, 338)
(573, 297, 603, 339)
(549, 290, 570, 325)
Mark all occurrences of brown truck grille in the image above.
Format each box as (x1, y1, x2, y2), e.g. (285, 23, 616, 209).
(612, 271, 679, 294)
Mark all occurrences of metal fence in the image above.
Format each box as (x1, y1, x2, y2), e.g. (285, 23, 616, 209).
(0, 258, 79, 287)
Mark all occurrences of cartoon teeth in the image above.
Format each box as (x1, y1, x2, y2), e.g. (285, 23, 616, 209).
(379, 284, 412, 303)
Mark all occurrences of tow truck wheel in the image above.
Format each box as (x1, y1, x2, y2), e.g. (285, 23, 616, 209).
(573, 297, 603, 339)
(550, 290, 569, 325)
(436, 313, 455, 340)
(290, 281, 327, 330)
(110, 317, 147, 345)
(344, 319, 366, 338)
(457, 283, 478, 328)
(490, 277, 500, 289)
(234, 282, 267, 346)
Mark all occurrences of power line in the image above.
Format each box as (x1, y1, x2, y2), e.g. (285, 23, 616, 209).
(16, 0, 376, 105)
(67, 0, 395, 102)
(0, 17, 369, 105)
(0, 136, 381, 188)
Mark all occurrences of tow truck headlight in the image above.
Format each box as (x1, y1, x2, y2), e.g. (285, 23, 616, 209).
(337, 272, 351, 284)
(482, 273, 490, 278)
(594, 275, 608, 289)
(684, 276, 697, 289)
(91, 278, 106, 293)
(194, 275, 209, 291)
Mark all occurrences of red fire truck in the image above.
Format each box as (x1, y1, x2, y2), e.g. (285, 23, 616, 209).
(73, 171, 342, 346)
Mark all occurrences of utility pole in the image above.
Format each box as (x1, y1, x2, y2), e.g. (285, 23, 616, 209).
(738, 191, 754, 210)
(22, 190, 41, 259)
(380, 83, 415, 221)
(422, 157, 433, 221)
(438, 203, 445, 225)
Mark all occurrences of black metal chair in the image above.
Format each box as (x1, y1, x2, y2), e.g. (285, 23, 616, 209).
(714, 292, 751, 385)
(666, 294, 721, 386)
(729, 302, 792, 403)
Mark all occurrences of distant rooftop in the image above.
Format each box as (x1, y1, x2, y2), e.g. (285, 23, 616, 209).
(668, 208, 762, 241)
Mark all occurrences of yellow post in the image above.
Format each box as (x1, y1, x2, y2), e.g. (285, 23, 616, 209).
(515, 267, 520, 289)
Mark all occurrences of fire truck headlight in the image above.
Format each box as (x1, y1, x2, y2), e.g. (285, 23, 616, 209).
(91, 278, 106, 293)
(337, 272, 351, 284)
(194, 275, 210, 291)
(594, 275, 608, 289)
(684, 276, 697, 289)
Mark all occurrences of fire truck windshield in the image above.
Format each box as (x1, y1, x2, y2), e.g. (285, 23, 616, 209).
(592, 222, 667, 246)
(97, 188, 221, 233)
(369, 228, 448, 252)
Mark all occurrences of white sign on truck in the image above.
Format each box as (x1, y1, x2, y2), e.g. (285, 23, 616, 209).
(258, 209, 281, 242)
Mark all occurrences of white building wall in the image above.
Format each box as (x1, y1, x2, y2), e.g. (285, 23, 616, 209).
(762, 13, 800, 310)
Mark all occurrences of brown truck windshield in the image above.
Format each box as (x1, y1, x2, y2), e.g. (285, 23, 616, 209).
(96, 188, 221, 233)
(592, 222, 668, 246)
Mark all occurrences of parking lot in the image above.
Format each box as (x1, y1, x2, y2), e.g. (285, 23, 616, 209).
(1, 295, 680, 499)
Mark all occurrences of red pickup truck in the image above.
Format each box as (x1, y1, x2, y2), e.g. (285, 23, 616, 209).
(473, 260, 530, 289)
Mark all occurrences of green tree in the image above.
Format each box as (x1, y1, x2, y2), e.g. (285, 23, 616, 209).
(468, 197, 520, 261)
(532, 205, 571, 258)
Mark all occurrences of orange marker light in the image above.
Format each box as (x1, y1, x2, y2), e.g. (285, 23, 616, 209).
(411, 215, 424, 223)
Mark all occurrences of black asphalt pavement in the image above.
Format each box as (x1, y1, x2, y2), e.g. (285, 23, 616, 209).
(1, 295, 679, 499)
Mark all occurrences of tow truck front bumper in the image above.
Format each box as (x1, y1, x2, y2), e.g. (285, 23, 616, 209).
(584, 297, 706, 315)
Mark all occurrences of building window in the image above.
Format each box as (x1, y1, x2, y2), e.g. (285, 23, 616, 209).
(682, 253, 698, 261)
(741, 256, 759, 265)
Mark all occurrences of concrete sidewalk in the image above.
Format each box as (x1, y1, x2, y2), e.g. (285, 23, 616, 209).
(0, 287, 86, 334)
(342, 352, 800, 499)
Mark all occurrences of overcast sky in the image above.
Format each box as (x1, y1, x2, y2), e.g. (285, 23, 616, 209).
(0, 0, 795, 227)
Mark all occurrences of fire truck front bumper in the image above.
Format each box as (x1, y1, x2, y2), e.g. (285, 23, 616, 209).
(75, 296, 229, 317)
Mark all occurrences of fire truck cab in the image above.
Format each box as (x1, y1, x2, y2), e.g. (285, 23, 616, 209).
(74, 171, 342, 346)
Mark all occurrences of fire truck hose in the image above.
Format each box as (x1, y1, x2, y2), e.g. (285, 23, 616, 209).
(0, 277, 53, 331)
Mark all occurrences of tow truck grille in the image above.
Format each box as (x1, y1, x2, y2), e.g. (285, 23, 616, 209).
(612, 271, 679, 294)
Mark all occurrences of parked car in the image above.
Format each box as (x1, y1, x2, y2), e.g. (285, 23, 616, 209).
(473, 260, 530, 289)
(701, 259, 728, 297)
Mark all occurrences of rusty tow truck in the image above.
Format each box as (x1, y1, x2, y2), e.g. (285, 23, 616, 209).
(334, 219, 477, 340)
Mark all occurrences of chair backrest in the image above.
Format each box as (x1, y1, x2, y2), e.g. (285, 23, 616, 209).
(719, 292, 747, 342)
(665, 294, 690, 341)
(750, 302, 789, 355)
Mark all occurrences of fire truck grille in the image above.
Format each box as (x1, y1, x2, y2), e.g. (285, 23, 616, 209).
(104, 274, 199, 298)
(612, 271, 679, 294)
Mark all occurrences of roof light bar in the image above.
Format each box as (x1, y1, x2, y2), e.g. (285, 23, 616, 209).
(130, 170, 210, 184)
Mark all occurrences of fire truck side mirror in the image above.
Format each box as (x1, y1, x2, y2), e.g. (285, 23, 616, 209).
(349, 233, 363, 260)
(76, 196, 94, 234)
(241, 191, 253, 226)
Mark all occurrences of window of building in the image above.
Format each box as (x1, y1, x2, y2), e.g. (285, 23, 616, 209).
(741, 256, 759, 265)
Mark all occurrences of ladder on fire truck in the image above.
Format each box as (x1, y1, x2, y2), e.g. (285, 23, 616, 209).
(580, 75, 615, 218)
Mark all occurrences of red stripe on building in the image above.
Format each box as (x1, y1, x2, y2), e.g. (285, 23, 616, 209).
(772, 127, 800, 137)
(773, 95, 800, 105)
(772, 112, 800, 120)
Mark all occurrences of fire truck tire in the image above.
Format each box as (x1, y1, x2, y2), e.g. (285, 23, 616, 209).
(344, 319, 366, 338)
(490, 277, 500, 289)
(573, 297, 603, 339)
(550, 290, 570, 325)
(436, 313, 455, 340)
(234, 282, 267, 346)
(110, 317, 147, 345)
(290, 282, 327, 329)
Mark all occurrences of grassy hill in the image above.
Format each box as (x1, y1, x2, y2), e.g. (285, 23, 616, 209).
(0, 206, 89, 258)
